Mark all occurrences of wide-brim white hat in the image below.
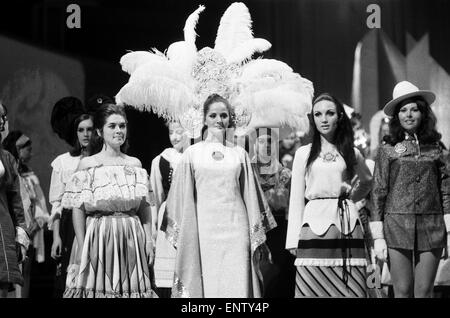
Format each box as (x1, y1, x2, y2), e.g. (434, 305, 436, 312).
(383, 81, 435, 116)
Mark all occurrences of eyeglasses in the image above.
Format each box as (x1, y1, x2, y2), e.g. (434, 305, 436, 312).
(0, 114, 7, 122)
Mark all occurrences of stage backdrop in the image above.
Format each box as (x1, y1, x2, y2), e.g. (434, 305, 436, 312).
(0, 35, 84, 205)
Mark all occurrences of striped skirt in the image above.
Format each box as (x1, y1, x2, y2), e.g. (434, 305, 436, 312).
(63, 214, 158, 298)
(295, 223, 367, 298)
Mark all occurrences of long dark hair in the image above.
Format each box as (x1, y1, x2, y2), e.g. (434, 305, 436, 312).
(88, 103, 129, 155)
(383, 97, 441, 145)
(70, 113, 93, 156)
(307, 93, 356, 179)
(201, 93, 236, 140)
(2, 130, 31, 174)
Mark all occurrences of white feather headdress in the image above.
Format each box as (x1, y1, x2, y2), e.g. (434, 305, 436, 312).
(116, 2, 314, 138)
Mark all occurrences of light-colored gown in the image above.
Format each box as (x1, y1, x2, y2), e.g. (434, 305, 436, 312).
(150, 148, 181, 289)
(61, 165, 158, 298)
(164, 141, 276, 298)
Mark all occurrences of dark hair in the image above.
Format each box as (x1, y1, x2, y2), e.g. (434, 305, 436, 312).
(0, 102, 7, 115)
(69, 114, 93, 156)
(2, 130, 31, 174)
(88, 103, 129, 155)
(201, 94, 236, 140)
(307, 93, 356, 179)
(384, 97, 441, 145)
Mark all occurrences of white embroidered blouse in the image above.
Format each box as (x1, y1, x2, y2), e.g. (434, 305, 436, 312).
(48, 152, 81, 228)
(285, 144, 373, 250)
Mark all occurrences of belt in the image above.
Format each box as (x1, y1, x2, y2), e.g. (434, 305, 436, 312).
(87, 210, 137, 218)
(310, 194, 352, 287)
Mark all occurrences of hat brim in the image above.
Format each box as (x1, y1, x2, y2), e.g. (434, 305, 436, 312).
(383, 90, 435, 116)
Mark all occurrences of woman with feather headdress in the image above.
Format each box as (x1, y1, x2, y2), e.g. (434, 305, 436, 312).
(116, 2, 314, 297)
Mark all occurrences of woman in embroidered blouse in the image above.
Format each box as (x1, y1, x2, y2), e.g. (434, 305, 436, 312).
(150, 120, 188, 298)
(163, 93, 276, 298)
(61, 103, 157, 298)
(370, 81, 450, 298)
(47, 96, 94, 297)
(2, 131, 50, 297)
(286, 93, 373, 298)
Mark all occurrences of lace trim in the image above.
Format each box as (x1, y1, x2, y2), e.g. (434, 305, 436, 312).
(250, 208, 277, 251)
(164, 216, 180, 248)
(294, 258, 367, 267)
(63, 287, 158, 298)
(171, 274, 190, 298)
(61, 183, 149, 209)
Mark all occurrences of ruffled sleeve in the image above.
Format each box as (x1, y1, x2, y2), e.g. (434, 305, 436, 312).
(61, 169, 91, 210)
(61, 166, 151, 212)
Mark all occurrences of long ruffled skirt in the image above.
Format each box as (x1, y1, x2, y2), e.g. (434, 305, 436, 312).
(63, 214, 158, 298)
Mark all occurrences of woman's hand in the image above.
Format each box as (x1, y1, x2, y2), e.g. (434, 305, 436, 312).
(374, 238, 388, 262)
(289, 249, 297, 257)
(146, 240, 155, 266)
(51, 234, 62, 260)
(18, 245, 27, 264)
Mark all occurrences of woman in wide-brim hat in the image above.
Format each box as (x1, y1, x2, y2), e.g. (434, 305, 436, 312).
(370, 81, 450, 298)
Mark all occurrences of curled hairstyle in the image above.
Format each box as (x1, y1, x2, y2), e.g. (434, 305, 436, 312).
(307, 93, 356, 179)
(201, 94, 236, 139)
(88, 103, 129, 155)
(70, 113, 93, 156)
(384, 97, 441, 145)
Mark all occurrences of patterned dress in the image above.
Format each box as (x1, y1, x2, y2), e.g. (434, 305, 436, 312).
(61, 165, 158, 298)
(286, 144, 373, 298)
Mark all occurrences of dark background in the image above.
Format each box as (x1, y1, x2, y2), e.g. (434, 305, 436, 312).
(2, 0, 450, 172)
(1, 0, 450, 297)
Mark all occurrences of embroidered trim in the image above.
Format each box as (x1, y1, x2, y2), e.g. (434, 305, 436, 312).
(294, 258, 367, 267)
(63, 287, 158, 298)
(250, 208, 277, 251)
(171, 274, 190, 298)
(164, 217, 180, 249)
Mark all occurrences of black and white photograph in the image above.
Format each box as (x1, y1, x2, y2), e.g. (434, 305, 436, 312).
(0, 0, 450, 306)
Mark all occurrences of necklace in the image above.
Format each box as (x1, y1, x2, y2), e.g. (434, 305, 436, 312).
(319, 149, 339, 162)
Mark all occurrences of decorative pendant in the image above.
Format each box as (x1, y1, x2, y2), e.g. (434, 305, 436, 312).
(320, 151, 338, 162)
(211, 150, 224, 161)
(394, 143, 407, 154)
